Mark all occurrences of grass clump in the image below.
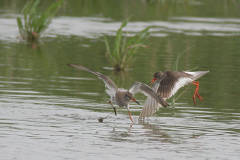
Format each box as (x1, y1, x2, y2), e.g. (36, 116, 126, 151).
(17, 0, 64, 41)
(104, 17, 150, 71)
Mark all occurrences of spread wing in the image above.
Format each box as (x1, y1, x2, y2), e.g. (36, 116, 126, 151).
(139, 71, 194, 120)
(139, 70, 209, 120)
(158, 71, 209, 99)
(158, 71, 193, 99)
(139, 82, 161, 120)
(184, 71, 209, 81)
(129, 82, 169, 107)
(67, 64, 117, 96)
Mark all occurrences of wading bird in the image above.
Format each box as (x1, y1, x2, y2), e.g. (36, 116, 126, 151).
(139, 70, 209, 120)
(67, 64, 169, 123)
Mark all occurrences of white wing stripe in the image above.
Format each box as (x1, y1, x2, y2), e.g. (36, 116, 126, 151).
(170, 77, 193, 98)
(184, 71, 209, 81)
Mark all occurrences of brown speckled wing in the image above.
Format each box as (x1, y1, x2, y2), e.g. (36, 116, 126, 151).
(139, 70, 209, 120)
(139, 82, 161, 120)
(158, 71, 193, 99)
(67, 64, 117, 96)
(129, 82, 169, 107)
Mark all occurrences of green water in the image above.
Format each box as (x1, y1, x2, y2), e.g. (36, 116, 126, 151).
(1, 0, 240, 159)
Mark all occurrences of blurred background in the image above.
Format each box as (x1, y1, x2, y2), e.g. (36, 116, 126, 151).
(0, 0, 240, 159)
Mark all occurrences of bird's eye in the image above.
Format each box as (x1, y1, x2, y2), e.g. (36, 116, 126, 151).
(125, 95, 131, 99)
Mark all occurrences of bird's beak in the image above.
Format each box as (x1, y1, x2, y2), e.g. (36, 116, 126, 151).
(147, 81, 151, 85)
(150, 78, 156, 84)
(147, 77, 156, 85)
(131, 98, 140, 105)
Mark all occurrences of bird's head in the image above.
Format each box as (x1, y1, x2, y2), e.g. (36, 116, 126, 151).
(124, 92, 140, 105)
(151, 71, 164, 84)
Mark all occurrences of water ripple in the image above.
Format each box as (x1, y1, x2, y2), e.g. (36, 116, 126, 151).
(2, 16, 240, 42)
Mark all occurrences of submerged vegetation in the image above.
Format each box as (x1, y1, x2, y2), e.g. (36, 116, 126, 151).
(17, 0, 64, 42)
(104, 17, 150, 71)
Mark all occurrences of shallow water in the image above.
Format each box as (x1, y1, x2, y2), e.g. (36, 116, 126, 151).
(1, 1, 240, 159)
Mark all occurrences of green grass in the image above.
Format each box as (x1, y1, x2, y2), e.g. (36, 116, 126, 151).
(172, 45, 195, 71)
(17, 0, 64, 41)
(171, 45, 195, 107)
(104, 17, 150, 71)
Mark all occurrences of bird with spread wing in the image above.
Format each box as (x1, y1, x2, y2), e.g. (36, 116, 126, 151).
(67, 64, 169, 123)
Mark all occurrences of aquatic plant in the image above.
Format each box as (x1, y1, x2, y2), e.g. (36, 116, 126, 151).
(172, 45, 195, 71)
(171, 45, 195, 106)
(104, 17, 150, 71)
(17, 0, 64, 41)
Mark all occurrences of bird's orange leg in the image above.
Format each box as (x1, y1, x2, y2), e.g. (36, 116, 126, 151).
(126, 105, 134, 124)
(191, 81, 203, 105)
(128, 110, 134, 124)
(109, 101, 117, 116)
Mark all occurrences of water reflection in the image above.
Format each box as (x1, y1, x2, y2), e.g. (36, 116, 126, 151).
(138, 121, 171, 139)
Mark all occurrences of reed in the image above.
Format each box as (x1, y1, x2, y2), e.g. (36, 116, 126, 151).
(17, 0, 64, 41)
(104, 17, 150, 71)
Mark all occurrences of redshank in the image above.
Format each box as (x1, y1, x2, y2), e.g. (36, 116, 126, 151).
(67, 64, 169, 123)
(139, 70, 209, 120)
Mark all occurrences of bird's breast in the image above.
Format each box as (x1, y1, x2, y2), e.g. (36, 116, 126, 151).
(113, 92, 127, 107)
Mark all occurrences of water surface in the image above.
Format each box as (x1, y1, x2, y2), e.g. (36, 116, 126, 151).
(1, 1, 240, 159)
